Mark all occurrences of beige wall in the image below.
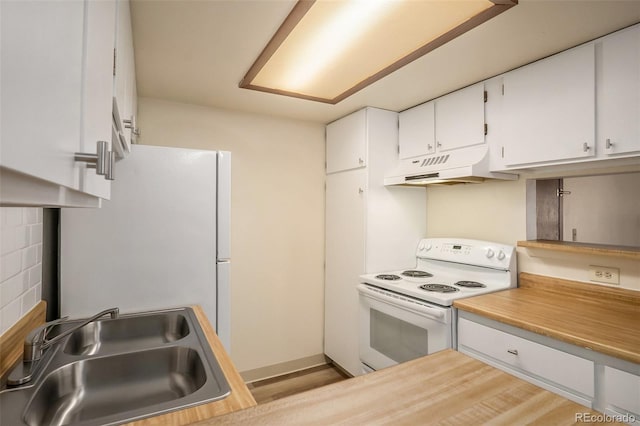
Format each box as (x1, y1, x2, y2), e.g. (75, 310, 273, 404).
(137, 97, 326, 375)
(427, 175, 640, 291)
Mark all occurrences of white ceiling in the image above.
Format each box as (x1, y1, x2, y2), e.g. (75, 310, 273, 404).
(131, 0, 640, 125)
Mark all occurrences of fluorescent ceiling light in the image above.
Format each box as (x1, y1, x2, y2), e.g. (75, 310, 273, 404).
(240, 0, 517, 104)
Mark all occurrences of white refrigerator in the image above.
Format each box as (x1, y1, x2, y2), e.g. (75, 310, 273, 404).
(60, 145, 231, 350)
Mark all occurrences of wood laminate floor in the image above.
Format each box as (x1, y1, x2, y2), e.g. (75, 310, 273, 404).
(247, 364, 350, 404)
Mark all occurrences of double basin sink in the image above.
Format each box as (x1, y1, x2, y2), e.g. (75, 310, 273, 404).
(0, 307, 231, 425)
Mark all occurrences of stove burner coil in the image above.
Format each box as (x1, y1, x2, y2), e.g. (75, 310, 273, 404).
(454, 280, 486, 288)
(401, 270, 434, 278)
(375, 274, 402, 281)
(419, 284, 459, 293)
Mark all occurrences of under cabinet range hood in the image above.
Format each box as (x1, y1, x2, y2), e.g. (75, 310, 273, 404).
(385, 144, 518, 186)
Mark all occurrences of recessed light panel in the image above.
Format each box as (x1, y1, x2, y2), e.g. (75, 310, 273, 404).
(240, 0, 517, 104)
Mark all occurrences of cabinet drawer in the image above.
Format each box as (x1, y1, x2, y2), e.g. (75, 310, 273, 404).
(605, 366, 640, 416)
(458, 318, 594, 397)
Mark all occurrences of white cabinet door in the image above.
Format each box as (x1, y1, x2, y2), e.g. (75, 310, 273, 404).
(326, 109, 367, 173)
(80, 0, 116, 199)
(1, 0, 85, 190)
(399, 101, 435, 159)
(604, 366, 640, 417)
(501, 44, 596, 166)
(435, 83, 485, 152)
(324, 169, 366, 376)
(598, 25, 640, 156)
(1, 0, 115, 205)
(113, 0, 136, 152)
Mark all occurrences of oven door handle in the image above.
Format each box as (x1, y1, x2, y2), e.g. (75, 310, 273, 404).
(358, 284, 446, 321)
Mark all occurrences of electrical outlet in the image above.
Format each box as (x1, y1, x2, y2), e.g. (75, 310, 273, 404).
(588, 265, 620, 285)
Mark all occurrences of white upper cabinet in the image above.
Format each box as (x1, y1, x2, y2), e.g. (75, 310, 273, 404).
(80, 0, 117, 199)
(500, 43, 596, 167)
(113, 0, 138, 155)
(398, 83, 485, 161)
(399, 101, 435, 159)
(597, 25, 640, 156)
(0, 0, 117, 206)
(1, 1, 85, 191)
(326, 109, 367, 174)
(435, 82, 486, 152)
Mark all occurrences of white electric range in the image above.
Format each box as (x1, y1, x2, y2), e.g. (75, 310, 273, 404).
(358, 238, 516, 372)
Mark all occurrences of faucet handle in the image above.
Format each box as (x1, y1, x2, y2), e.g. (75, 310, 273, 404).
(25, 316, 69, 348)
(24, 317, 67, 363)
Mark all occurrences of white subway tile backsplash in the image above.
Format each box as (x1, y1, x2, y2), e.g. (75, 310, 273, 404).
(2, 208, 23, 227)
(24, 208, 38, 225)
(0, 251, 21, 282)
(0, 272, 25, 308)
(1, 298, 22, 334)
(21, 286, 37, 314)
(28, 264, 42, 287)
(30, 223, 43, 245)
(0, 207, 44, 335)
(22, 245, 37, 270)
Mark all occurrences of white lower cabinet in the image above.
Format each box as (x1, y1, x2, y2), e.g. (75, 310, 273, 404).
(604, 366, 640, 420)
(458, 312, 640, 423)
(458, 317, 594, 403)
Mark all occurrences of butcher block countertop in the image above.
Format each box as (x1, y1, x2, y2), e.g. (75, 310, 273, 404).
(454, 273, 640, 364)
(196, 349, 613, 426)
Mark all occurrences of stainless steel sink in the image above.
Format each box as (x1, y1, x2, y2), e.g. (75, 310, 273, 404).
(0, 307, 231, 426)
(64, 311, 190, 355)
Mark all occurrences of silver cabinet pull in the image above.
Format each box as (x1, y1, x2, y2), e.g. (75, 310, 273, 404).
(123, 116, 140, 137)
(605, 138, 613, 149)
(583, 142, 591, 152)
(358, 157, 364, 165)
(75, 141, 115, 181)
(507, 349, 518, 355)
(105, 150, 116, 181)
(427, 144, 433, 151)
(358, 188, 364, 194)
(437, 141, 442, 148)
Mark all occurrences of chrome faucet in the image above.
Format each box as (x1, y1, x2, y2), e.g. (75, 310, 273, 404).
(7, 307, 119, 386)
(24, 307, 119, 362)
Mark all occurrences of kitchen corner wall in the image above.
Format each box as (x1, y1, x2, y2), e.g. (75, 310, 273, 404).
(426, 176, 640, 291)
(137, 97, 326, 376)
(0, 208, 43, 335)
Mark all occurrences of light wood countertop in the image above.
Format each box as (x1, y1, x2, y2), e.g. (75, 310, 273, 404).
(124, 305, 256, 425)
(517, 240, 640, 260)
(454, 273, 640, 364)
(197, 349, 614, 425)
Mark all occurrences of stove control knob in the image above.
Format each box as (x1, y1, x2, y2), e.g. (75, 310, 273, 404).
(424, 243, 432, 252)
(485, 248, 495, 259)
(418, 241, 425, 251)
(497, 250, 506, 260)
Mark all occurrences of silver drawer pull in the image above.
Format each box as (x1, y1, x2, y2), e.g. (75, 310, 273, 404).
(507, 349, 518, 356)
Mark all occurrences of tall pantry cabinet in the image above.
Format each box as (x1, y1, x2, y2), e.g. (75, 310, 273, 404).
(324, 108, 427, 376)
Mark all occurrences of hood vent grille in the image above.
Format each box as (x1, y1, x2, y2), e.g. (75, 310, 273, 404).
(420, 154, 450, 167)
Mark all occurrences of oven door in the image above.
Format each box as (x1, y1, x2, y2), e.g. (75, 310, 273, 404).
(358, 284, 452, 371)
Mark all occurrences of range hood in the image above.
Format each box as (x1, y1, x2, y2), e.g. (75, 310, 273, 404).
(384, 144, 518, 186)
